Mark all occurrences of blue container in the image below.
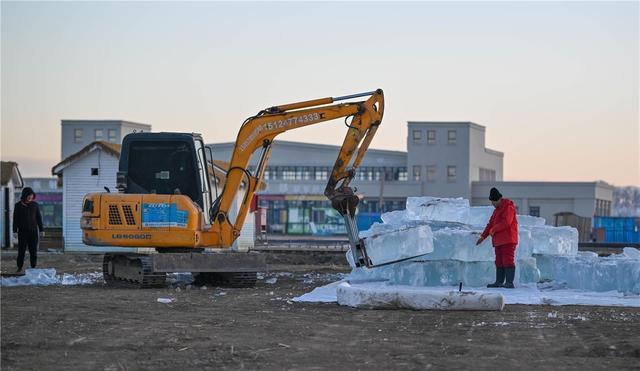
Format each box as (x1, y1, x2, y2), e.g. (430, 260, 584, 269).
(357, 212, 382, 232)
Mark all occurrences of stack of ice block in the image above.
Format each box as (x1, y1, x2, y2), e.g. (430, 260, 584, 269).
(351, 197, 640, 294)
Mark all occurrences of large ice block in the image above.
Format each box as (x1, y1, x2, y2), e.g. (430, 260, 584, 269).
(380, 209, 409, 226)
(351, 223, 434, 268)
(535, 250, 640, 294)
(467, 206, 494, 226)
(405, 197, 470, 224)
(336, 282, 505, 310)
(467, 206, 545, 227)
(349, 258, 540, 287)
(527, 226, 578, 255)
(419, 227, 534, 262)
(517, 215, 546, 226)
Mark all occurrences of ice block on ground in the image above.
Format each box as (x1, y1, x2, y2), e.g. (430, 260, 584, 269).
(405, 197, 470, 224)
(349, 258, 540, 287)
(527, 226, 578, 255)
(351, 223, 434, 268)
(336, 282, 505, 310)
(535, 251, 640, 294)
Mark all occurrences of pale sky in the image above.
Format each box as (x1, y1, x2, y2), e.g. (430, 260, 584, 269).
(1, 1, 638, 185)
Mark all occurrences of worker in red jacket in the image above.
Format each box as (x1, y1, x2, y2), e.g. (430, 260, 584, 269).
(475, 188, 519, 288)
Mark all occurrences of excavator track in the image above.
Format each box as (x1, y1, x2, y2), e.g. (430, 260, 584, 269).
(103, 254, 167, 288)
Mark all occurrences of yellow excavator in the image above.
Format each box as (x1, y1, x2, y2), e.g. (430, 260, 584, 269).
(80, 89, 422, 288)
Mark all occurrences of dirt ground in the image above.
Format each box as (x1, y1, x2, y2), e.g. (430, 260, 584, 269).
(1, 253, 639, 370)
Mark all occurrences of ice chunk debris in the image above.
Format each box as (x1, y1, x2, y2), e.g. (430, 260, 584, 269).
(1, 268, 102, 287)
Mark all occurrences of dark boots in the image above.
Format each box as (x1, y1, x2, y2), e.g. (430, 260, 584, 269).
(487, 267, 505, 288)
(502, 267, 515, 288)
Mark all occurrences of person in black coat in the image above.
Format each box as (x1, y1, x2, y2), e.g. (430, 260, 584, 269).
(13, 187, 44, 272)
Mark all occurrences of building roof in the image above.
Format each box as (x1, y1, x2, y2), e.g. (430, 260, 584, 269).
(472, 180, 614, 190)
(61, 119, 151, 129)
(209, 139, 407, 157)
(1, 161, 24, 188)
(407, 121, 487, 131)
(52, 141, 121, 175)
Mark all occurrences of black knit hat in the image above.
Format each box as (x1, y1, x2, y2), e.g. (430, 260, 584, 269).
(489, 187, 502, 201)
(20, 187, 36, 201)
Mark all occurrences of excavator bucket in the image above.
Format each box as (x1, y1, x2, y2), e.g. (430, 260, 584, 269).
(330, 187, 431, 268)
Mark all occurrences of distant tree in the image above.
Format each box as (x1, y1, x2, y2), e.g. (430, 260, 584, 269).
(612, 186, 640, 217)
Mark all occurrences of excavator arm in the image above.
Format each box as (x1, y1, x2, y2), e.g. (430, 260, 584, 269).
(212, 89, 384, 266)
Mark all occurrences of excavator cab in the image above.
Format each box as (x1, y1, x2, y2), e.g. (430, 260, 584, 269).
(116, 132, 214, 225)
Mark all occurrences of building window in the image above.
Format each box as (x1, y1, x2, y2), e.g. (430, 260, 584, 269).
(262, 168, 270, 180)
(479, 168, 496, 181)
(74, 128, 83, 143)
(412, 166, 421, 181)
(91, 168, 99, 176)
(412, 130, 422, 142)
(108, 129, 117, 142)
(397, 167, 408, 181)
(529, 206, 540, 217)
(315, 168, 329, 181)
(448, 130, 457, 144)
(447, 166, 456, 182)
(427, 130, 436, 144)
(426, 165, 436, 182)
(94, 129, 103, 141)
(282, 167, 295, 180)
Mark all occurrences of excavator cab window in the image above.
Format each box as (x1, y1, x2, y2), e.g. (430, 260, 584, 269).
(125, 140, 204, 209)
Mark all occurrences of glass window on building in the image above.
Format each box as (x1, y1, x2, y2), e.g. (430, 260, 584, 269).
(397, 167, 408, 181)
(74, 128, 83, 143)
(95, 129, 103, 141)
(412, 130, 422, 142)
(301, 167, 311, 180)
(448, 130, 457, 144)
(282, 167, 295, 180)
(426, 165, 436, 182)
(529, 206, 540, 217)
(447, 165, 456, 182)
(427, 130, 436, 144)
(315, 167, 328, 180)
(413, 165, 421, 181)
(479, 168, 496, 181)
(108, 128, 117, 142)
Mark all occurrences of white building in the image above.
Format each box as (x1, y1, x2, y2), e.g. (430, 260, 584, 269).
(61, 120, 151, 159)
(1, 161, 24, 248)
(52, 142, 127, 252)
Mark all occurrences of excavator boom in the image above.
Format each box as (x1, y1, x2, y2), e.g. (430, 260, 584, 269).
(211, 89, 384, 266)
